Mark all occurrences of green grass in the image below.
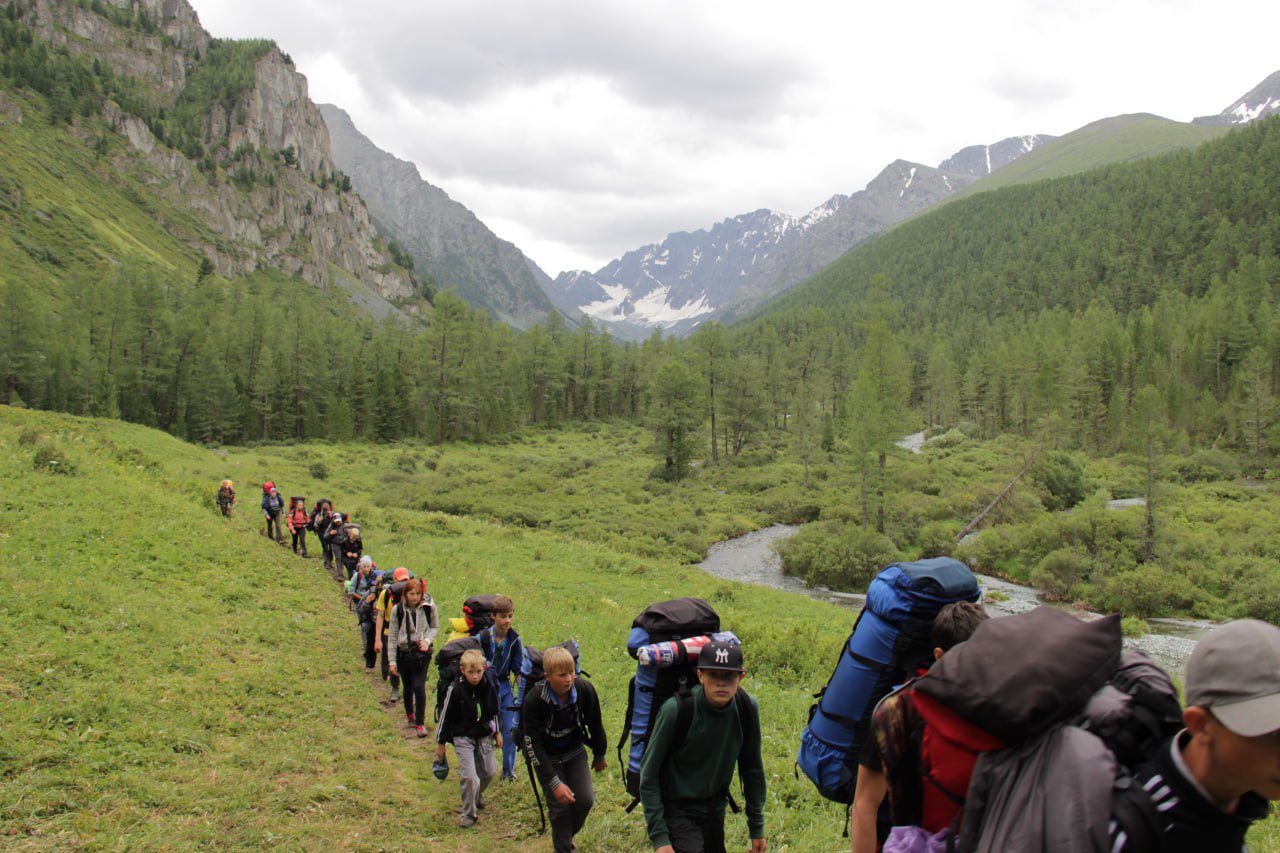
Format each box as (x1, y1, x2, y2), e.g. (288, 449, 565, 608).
(0, 409, 860, 851)
(3, 408, 1278, 850)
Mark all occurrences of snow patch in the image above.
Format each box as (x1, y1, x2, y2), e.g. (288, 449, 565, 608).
(985, 145, 992, 175)
(900, 166, 917, 198)
(1230, 97, 1278, 123)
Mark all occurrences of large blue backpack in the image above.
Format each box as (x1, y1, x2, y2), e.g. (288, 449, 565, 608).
(796, 557, 981, 805)
(617, 598, 725, 799)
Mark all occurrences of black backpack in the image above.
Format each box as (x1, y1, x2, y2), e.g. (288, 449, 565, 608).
(462, 594, 501, 635)
(434, 636, 482, 721)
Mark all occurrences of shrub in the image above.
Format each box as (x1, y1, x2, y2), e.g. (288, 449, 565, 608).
(1031, 548, 1094, 600)
(395, 454, 417, 474)
(1092, 563, 1204, 616)
(777, 523, 902, 592)
(1172, 448, 1241, 483)
(33, 443, 78, 475)
(309, 462, 329, 480)
(1121, 616, 1150, 638)
(1031, 451, 1087, 511)
(927, 428, 968, 449)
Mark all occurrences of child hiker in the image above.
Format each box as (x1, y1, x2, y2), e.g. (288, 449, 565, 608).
(436, 649, 501, 828)
(388, 578, 438, 737)
(478, 594, 524, 781)
(521, 645, 608, 853)
(216, 480, 236, 518)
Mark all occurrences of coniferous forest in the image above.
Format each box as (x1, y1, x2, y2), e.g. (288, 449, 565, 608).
(6, 3, 1280, 620)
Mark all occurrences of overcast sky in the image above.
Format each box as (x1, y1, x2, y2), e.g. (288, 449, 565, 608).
(196, 1, 1275, 277)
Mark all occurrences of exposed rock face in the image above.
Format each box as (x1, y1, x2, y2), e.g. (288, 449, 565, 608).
(1194, 69, 1280, 126)
(320, 104, 556, 328)
(22, 0, 413, 302)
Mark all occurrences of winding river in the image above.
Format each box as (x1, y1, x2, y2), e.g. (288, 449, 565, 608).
(697, 523, 1210, 677)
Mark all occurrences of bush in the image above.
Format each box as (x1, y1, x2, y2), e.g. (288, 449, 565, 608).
(309, 462, 329, 480)
(395, 454, 417, 474)
(927, 428, 968, 449)
(1031, 451, 1086, 511)
(1092, 563, 1204, 616)
(1121, 616, 1150, 638)
(32, 443, 78, 476)
(777, 522, 902, 592)
(1030, 548, 1094, 601)
(1172, 449, 1241, 483)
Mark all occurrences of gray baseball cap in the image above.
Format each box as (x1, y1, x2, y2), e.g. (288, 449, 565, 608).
(1186, 619, 1280, 737)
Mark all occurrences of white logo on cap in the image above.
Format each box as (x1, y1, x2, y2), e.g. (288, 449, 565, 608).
(716, 648, 730, 664)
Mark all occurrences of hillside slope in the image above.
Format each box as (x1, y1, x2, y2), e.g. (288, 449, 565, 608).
(0, 0, 417, 305)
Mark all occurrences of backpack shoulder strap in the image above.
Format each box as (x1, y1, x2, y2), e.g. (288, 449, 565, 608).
(672, 686, 696, 750)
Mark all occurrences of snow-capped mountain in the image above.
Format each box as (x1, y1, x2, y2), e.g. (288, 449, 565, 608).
(552, 136, 1053, 339)
(1194, 70, 1280, 126)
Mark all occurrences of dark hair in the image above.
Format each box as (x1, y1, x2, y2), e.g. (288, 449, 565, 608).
(931, 601, 990, 652)
(491, 594, 514, 615)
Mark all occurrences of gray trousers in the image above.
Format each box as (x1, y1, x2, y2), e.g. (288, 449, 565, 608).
(540, 747, 595, 853)
(454, 735, 497, 820)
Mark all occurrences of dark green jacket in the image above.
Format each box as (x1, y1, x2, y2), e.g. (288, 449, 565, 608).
(638, 685, 766, 849)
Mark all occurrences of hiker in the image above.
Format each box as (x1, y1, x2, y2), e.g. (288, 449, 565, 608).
(310, 500, 334, 569)
(850, 601, 989, 853)
(349, 555, 380, 670)
(373, 567, 411, 704)
(1110, 619, 1280, 852)
(339, 519, 363, 580)
(216, 479, 236, 518)
(436, 649, 502, 828)
(478, 594, 524, 782)
(285, 497, 309, 557)
(639, 639, 766, 853)
(388, 577, 438, 738)
(521, 645, 608, 853)
(325, 512, 348, 575)
(260, 483, 284, 542)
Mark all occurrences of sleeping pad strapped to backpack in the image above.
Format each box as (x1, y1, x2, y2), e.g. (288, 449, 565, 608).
(618, 597, 730, 799)
(797, 557, 981, 804)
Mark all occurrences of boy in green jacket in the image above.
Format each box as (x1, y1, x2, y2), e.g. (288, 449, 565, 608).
(639, 639, 767, 853)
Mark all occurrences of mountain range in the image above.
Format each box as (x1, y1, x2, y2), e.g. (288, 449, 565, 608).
(327, 66, 1280, 340)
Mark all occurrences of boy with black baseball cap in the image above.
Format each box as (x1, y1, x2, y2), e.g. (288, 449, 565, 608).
(639, 639, 767, 853)
(1111, 619, 1280, 852)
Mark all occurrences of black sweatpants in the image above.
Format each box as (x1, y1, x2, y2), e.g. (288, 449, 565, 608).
(398, 654, 429, 725)
(662, 797, 727, 853)
(291, 528, 307, 556)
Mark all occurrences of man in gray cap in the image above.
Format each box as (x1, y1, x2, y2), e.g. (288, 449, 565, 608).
(1111, 619, 1280, 852)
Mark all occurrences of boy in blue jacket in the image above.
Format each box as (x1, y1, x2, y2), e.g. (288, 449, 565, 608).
(479, 594, 523, 781)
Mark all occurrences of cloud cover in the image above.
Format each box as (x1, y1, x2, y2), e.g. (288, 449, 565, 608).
(197, 0, 1276, 276)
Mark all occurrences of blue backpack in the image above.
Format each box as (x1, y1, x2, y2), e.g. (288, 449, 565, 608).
(796, 557, 981, 805)
(617, 597, 725, 799)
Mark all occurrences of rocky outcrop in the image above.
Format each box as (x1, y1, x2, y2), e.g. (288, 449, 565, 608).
(23, 0, 414, 302)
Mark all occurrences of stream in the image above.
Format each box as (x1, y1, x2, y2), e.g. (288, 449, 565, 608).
(697, 523, 1209, 677)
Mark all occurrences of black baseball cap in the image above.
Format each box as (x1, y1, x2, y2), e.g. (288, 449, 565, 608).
(697, 639, 745, 673)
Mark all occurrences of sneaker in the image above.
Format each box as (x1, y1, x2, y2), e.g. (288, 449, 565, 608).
(415, 725, 428, 738)
(406, 714, 415, 726)
(501, 772, 516, 783)
(477, 794, 486, 810)
(457, 815, 476, 828)
(389, 689, 400, 703)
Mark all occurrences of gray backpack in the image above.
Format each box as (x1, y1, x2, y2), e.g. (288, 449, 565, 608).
(915, 608, 1182, 853)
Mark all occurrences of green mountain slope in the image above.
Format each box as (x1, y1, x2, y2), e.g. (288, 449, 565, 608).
(755, 114, 1280, 325)
(957, 113, 1229, 196)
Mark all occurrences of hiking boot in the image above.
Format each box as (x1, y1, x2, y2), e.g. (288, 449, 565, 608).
(477, 794, 486, 810)
(389, 689, 400, 703)
(415, 725, 428, 738)
(457, 815, 476, 828)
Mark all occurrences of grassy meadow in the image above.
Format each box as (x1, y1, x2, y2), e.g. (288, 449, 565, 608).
(0, 408, 858, 852)
(3, 407, 1279, 851)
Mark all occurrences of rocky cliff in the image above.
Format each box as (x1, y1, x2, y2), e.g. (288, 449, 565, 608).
(19, 0, 415, 302)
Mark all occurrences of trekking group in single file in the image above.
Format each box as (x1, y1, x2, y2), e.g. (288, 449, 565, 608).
(219, 478, 1280, 852)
